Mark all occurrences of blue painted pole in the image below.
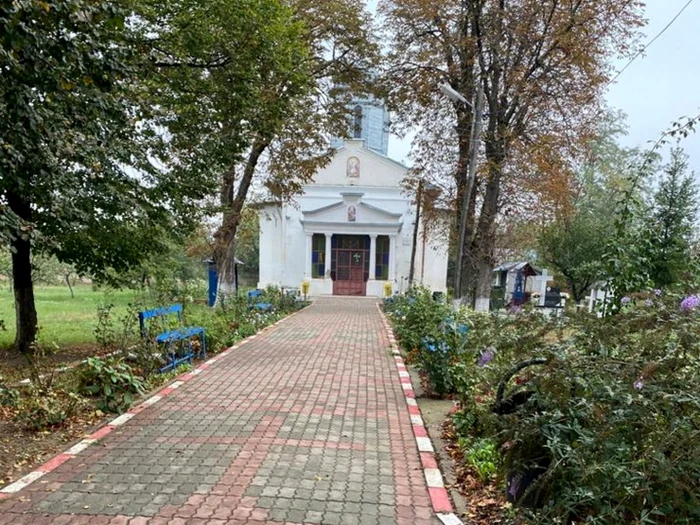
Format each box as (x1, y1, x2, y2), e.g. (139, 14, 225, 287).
(208, 261, 218, 307)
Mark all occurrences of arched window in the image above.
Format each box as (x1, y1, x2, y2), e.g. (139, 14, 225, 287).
(352, 105, 363, 138)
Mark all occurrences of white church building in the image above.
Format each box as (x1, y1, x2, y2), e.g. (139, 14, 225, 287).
(257, 99, 448, 297)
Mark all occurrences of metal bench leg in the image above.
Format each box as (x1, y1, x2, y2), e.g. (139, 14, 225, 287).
(201, 334, 207, 359)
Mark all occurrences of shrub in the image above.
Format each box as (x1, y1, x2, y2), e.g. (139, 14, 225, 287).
(385, 287, 452, 355)
(387, 287, 489, 397)
(453, 292, 700, 523)
(419, 318, 470, 396)
(15, 387, 83, 430)
(94, 302, 142, 354)
(78, 357, 146, 413)
(0, 379, 19, 407)
(389, 289, 700, 523)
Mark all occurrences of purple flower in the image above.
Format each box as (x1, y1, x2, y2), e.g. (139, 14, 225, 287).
(634, 378, 644, 390)
(680, 295, 700, 312)
(621, 296, 631, 304)
(508, 474, 522, 499)
(478, 348, 495, 367)
(644, 299, 653, 307)
(654, 289, 663, 297)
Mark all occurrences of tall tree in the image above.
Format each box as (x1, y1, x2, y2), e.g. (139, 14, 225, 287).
(646, 148, 698, 289)
(380, 0, 645, 308)
(0, 0, 177, 352)
(538, 213, 606, 303)
(143, 0, 378, 299)
(537, 112, 644, 303)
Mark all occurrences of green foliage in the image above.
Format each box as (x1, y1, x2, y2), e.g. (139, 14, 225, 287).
(385, 287, 452, 354)
(388, 291, 700, 523)
(94, 304, 119, 352)
(603, 118, 700, 308)
(1, 0, 195, 352)
(93, 302, 142, 354)
(15, 387, 84, 430)
(385, 287, 471, 396)
(460, 437, 499, 482)
(78, 357, 146, 413)
(0, 379, 19, 407)
(235, 208, 260, 281)
(644, 149, 698, 289)
(140, 0, 313, 195)
(538, 213, 607, 303)
(184, 286, 303, 352)
(538, 114, 642, 304)
(0, 0, 174, 273)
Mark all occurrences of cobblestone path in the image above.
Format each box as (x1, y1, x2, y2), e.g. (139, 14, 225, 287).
(0, 297, 440, 524)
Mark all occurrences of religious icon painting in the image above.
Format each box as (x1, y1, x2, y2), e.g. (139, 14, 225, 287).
(347, 156, 360, 178)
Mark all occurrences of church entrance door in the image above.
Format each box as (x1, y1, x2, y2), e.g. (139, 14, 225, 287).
(331, 235, 369, 296)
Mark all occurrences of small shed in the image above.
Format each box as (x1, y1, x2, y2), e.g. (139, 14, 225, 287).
(206, 257, 244, 306)
(492, 261, 542, 307)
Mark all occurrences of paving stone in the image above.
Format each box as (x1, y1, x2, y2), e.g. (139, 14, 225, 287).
(0, 298, 440, 524)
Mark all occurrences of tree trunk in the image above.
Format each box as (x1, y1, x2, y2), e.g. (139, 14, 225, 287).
(65, 274, 75, 298)
(460, 179, 480, 306)
(452, 109, 473, 299)
(472, 138, 505, 312)
(7, 190, 37, 353)
(214, 140, 268, 303)
(11, 225, 38, 354)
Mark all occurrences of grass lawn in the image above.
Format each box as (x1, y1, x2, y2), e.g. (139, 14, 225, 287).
(0, 285, 141, 349)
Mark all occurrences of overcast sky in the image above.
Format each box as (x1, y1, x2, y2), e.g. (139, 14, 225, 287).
(371, 1, 700, 173)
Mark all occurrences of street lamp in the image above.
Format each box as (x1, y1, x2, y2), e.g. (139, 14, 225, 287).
(440, 80, 484, 310)
(439, 83, 472, 107)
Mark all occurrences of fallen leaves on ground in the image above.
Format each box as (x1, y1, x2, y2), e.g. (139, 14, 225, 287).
(442, 418, 515, 525)
(0, 400, 108, 489)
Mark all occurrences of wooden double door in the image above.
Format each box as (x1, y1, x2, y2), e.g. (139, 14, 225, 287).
(331, 235, 369, 296)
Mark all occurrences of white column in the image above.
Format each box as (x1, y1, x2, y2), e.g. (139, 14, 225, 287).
(305, 232, 313, 279)
(388, 235, 397, 281)
(369, 234, 377, 280)
(324, 233, 332, 279)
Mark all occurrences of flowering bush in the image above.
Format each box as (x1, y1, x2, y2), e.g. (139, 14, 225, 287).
(385, 287, 472, 396)
(388, 289, 700, 523)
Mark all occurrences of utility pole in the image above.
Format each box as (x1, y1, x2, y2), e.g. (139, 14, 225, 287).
(452, 83, 484, 307)
(408, 178, 423, 286)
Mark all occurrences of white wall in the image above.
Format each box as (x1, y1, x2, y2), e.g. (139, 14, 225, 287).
(258, 141, 449, 296)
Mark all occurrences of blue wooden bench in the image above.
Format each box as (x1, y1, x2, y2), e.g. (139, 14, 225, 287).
(247, 289, 273, 311)
(138, 304, 206, 373)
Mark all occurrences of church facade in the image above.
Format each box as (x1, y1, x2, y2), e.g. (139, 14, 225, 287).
(257, 102, 448, 297)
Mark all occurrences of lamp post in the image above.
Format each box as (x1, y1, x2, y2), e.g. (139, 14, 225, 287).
(440, 81, 484, 308)
(408, 178, 423, 287)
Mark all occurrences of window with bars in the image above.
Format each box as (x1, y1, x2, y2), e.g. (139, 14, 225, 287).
(375, 236, 390, 280)
(311, 234, 326, 278)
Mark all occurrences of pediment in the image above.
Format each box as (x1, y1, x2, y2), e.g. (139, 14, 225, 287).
(302, 195, 402, 226)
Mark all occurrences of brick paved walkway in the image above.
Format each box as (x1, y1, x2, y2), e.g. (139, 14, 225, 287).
(0, 298, 441, 525)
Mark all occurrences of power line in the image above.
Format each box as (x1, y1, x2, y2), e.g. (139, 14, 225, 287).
(607, 0, 696, 87)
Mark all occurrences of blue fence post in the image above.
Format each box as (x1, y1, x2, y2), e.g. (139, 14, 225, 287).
(208, 260, 218, 307)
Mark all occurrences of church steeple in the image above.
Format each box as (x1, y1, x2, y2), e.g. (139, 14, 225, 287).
(331, 96, 390, 156)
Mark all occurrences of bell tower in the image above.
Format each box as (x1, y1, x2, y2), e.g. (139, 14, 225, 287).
(331, 96, 390, 156)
